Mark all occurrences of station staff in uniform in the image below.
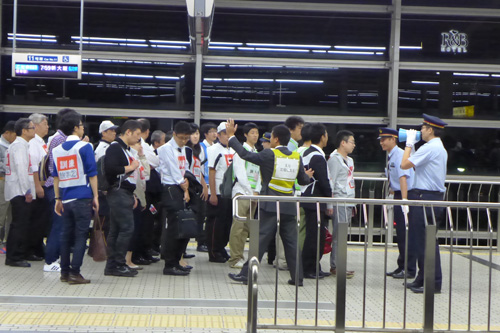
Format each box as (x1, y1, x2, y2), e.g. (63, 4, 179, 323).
(378, 128, 415, 279)
(4, 118, 36, 267)
(226, 119, 313, 286)
(157, 121, 192, 276)
(52, 112, 98, 284)
(401, 114, 447, 294)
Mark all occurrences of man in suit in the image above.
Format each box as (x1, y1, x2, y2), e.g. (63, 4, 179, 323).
(301, 123, 333, 279)
(225, 119, 313, 286)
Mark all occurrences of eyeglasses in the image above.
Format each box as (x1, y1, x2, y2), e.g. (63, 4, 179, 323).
(348, 140, 356, 145)
(25, 126, 35, 130)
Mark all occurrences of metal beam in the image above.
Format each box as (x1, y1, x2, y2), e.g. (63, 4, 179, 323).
(397, 117, 500, 129)
(400, 62, 500, 73)
(201, 112, 387, 125)
(0, 104, 193, 119)
(402, 5, 500, 18)
(387, 0, 401, 129)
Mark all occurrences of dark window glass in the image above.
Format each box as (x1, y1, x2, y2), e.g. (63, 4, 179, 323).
(403, 0, 500, 9)
(202, 65, 389, 116)
(209, 11, 390, 61)
(1, 55, 194, 110)
(398, 70, 500, 120)
(400, 16, 500, 64)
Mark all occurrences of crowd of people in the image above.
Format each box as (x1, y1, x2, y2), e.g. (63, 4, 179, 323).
(0, 109, 447, 293)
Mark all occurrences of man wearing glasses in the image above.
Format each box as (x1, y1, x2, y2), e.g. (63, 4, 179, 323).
(328, 130, 356, 279)
(4, 118, 36, 267)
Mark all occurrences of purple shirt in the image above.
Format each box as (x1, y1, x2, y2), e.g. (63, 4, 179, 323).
(44, 130, 67, 188)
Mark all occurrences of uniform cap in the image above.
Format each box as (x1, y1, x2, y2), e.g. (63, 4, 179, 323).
(377, 127, 398, 139)
(99, 120, 118, 134)
(422, 113, 447, 129)
(259, 132, 271, 142)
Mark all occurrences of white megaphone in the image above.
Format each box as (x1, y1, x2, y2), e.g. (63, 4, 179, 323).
(399, 128, 421, 142)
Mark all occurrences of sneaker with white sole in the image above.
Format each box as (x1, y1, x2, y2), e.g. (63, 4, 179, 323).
(44, 262, 61, 272)
(231, 259, 245, 269)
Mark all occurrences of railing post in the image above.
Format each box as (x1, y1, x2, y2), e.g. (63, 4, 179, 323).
(367, 183, 375, 247)
(423, 223, 436, 333)
(497, 192, 500, 252)
(335, 221, 348, 333)
(247, 257, 259, 333)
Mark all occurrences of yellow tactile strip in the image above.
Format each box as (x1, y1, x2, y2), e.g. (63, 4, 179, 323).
(1, 311, 499, 331)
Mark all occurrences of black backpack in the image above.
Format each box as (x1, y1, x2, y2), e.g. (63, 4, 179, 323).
(219, 162, 237, 199)
(97, 155, 110, 192)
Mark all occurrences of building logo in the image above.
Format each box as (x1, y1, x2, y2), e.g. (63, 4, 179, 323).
(441, 30, 468, 53)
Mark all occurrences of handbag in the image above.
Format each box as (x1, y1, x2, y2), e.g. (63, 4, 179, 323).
(323, 227, 333, 255)
(90, 213, 108, 262)
(175, 205, 198, 240)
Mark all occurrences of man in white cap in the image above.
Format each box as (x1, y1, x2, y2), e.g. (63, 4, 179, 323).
(95, 120, 118, 161)
(206, 122, 234, 263)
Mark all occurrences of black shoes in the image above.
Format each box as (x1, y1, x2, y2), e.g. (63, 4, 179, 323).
(5, 259, 31, 267)
(410, 286, 441, 294)
(196, 245, 208, 252)
(228, 273, 248, 284)
(104, 265, 138, 277)
(147, 248, 160, 257)
(209, 255, 228, 263)
(393, 270, 415, 279)
(287, 279, 304, 287)
(386, 268, 403, 277)
(183, 252, 196, 259)
(132, 256, 151, 265)
(404, 280, 422, 289)
(60, 272, 69, 282)
(163, 266, 190, 276)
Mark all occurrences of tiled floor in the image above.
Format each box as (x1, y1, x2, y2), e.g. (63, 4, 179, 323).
(1, 243, 499, 332)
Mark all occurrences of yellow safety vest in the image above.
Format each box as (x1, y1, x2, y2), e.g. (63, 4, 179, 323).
(269, 149, 300, 194)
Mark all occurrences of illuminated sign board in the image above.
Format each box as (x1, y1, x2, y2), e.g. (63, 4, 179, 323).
(441, 30, 468, 54)
(12, 53, 82, 79)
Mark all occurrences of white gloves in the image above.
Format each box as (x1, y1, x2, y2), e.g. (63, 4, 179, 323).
(401, 198, 409, 215)
(405, 129, 418, 147)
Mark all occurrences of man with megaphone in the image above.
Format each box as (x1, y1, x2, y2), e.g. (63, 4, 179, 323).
(400, 113, 447, 294)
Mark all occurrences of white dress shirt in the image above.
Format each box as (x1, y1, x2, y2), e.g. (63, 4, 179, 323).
(141, 137, 159, 169)
(157, 138, 188, 186)
(29, 134, 48, 172)
(5, 137, 36, 201)
(207, 142, 234, 196)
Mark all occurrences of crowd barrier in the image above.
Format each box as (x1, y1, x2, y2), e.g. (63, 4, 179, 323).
(234, 195, 500, 333)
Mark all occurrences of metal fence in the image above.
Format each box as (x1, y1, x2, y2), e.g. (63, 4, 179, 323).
(234, 195, 500, 333)
(354, 175, 500, 250)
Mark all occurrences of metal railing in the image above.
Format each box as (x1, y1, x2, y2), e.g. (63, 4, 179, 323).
(234, 195, 500, 333)
(354, 175, 500, 250)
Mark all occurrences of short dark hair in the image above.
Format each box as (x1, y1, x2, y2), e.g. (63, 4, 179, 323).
(174, 121, 192, 135)
(309, 123, 327, 145)
(272, 124, 291, 146)
(200, 122, 217, 136)
(243, 122, 258, 135)
(285, 116, 304, 131)
(59, 111, 82, 136)
(190, 123, 200, 133)
(165, 130, 173, 142)
(2, 121, 16, 133)
(120, 120, 142, 135)
(137, 118, 150, 133)
(301, 123, 313, 142)
(423, 124, 444, 138)
(56, 108, 78, 129)
(14, 118, 32, 136)
(335, 130, 354, 148)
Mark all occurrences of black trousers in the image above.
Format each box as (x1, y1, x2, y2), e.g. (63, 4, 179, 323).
(105, 188, 135, 269)
(161, 185, 189, 269)
(27, 195, 50, 258)
(6, 196, 33, 262)
(134, 191, 160, 258)
(302, 209, 328, 275)
(393, 191, 416, 275)
(408, 189, 443, 288)
(205, 195, 232, 259)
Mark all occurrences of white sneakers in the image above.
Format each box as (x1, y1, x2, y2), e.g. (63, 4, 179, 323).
(231, 259, 245, 269)
(43, 261, 61, 272)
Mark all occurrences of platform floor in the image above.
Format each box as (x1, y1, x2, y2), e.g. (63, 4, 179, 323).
(1, 243, 499, 332)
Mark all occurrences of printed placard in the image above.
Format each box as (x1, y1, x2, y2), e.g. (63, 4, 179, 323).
(58, 154, 79, 181)
(275, 157, 299, 180)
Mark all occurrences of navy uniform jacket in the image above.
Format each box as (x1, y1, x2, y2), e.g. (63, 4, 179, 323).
(301, 145, 332, 211)
(228, 136, 311, 215)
